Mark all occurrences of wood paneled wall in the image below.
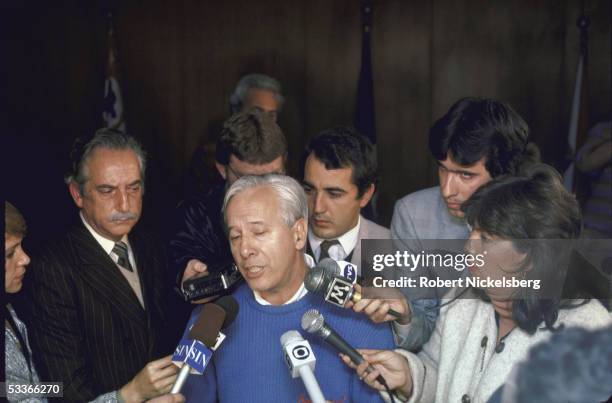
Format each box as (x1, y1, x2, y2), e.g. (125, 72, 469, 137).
(7, 0, 610, 243)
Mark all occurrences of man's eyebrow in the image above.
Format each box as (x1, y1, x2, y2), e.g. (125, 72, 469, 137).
(302, 180, 314, 188)
(96, 184, 116, 190)
(437, 161, 480, 175)
(228, 220, 265, 230)
(128, 180, 142, 187)
(455, 169, 479, 175)
(323, 186, 347, 193)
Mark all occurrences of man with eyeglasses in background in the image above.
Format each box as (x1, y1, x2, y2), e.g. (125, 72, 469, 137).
(170, 108, 288, 299)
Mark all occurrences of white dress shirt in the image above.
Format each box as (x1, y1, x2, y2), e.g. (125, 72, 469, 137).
(80, 212, 144, 308)
(308, 216, 361, 262)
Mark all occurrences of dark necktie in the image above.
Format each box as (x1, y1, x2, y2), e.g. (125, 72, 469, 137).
(319, 239, 340, 262)
(112, 242, 133, 272)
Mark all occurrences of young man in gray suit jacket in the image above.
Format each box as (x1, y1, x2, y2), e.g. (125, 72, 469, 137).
(390, 97, 539, 351)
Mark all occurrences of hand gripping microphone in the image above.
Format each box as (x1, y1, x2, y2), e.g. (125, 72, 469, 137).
(171, 296, 239, 393)
(280, 330, 326, 403)
(301, 309, 390, 388)
(305, 258, 400, 318)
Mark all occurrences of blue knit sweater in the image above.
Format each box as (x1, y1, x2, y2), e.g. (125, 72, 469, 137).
(182, 284, 395, 402)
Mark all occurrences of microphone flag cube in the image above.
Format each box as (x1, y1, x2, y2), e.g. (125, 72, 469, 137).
(172, 337, 194, 364)
(172, 337, 212, 374)
(185, 341, 212, 374)
(324, 276, 353, 307)
(283, 338, 316, 378)
(336, 261, 357, 283)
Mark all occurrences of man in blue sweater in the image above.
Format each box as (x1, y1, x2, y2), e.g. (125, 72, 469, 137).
(182, 174, 394, 402)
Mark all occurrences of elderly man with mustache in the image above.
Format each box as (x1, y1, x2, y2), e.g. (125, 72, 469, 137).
(21, 129, 181, 403)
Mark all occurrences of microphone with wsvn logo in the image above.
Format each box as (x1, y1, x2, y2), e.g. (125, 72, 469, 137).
(170, 296, 238, 393)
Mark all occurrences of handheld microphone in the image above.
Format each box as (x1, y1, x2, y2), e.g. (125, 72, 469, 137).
(280, 330, 326, 403)
(317, 257, 358, 284)
(301, 309, 389, 387)
(305, 259, 400, 318)
(170, 296, 239, 393)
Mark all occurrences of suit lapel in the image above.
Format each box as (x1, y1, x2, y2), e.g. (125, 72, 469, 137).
(129, 230, 173, 356)
(69, 224, 146, 327)
(129, 231, 165, 316)
(351, 215, 366, 270)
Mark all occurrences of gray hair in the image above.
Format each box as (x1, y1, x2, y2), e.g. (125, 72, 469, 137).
(223, 174, 308, 228)
(229, 73, 284, 114)
(65, 128, 147, 195)
(512, 325, 612, 403)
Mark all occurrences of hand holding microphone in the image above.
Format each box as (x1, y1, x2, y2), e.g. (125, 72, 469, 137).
(301, 309, 388, 386)
(339, 349, 413, 397)
(120, 355, 179, 402)
(170, 296, 239, 393)
(301, 310, 400, 402)
(346, 283, 411, 325)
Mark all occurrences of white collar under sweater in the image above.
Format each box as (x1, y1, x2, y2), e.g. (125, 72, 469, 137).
(385, 297, 611, 403)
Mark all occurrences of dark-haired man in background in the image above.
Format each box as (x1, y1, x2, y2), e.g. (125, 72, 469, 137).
(185, 73, 284, 197)
(171, 109, 287, 292)
(23, 129, 181, 402)
(383, 97, 540, 351)
(301, 127, 389, 274)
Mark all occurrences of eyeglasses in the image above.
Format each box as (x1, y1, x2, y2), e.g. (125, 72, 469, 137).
(226, 163, 245, 179)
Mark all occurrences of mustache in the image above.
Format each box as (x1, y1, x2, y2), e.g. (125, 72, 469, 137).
(109, 212, 138, 222)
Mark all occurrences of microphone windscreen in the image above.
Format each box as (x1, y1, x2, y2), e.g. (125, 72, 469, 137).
(318, 258, 341, 275)
(215, 295, 239, 328)
(304, 266, 326, 295)
(301, 309, 324, 333)
(280, 330, 302, 347)
(189, 303, 226, 347)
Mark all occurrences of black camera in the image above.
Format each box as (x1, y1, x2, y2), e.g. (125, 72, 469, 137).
(180, 263, 243, 302)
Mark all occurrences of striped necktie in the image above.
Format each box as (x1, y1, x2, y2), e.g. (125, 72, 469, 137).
(112, 241, 133, 272)
(319, 239, 340, 262)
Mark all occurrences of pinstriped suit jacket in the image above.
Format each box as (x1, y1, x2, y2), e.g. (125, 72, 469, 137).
(23, 222, 177, 402)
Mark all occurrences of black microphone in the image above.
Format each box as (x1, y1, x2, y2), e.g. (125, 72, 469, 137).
(300, 309, 388, 387)
(305, 258, 400, 318)
(317, 257, 358, 283)
(170, 296, 239, 393)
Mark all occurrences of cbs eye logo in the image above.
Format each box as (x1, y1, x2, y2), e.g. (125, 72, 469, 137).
(292, 345, 311, 360)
